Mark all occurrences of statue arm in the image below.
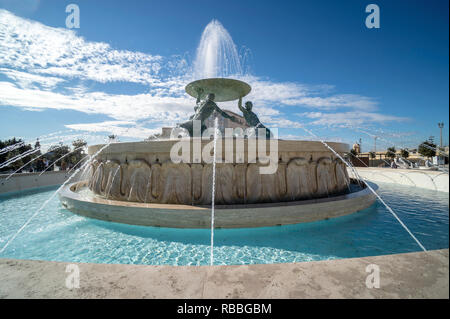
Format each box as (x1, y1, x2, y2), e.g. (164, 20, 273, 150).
(238, 97, 245, 113)
(196, 87, 203, 104)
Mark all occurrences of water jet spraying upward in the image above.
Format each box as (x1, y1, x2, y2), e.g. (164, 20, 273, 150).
(193, 20, 242, 79)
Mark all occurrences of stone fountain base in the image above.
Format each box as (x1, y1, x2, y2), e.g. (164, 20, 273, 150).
(59, 180, 377, 228)
(58, 139, 377, 228)
(85, 139, 352, 205)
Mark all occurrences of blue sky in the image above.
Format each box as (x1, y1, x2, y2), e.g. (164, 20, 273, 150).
(0, 0, 448, 151)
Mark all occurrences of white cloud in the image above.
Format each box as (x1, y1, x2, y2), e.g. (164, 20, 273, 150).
(65, 121, 160, 139)
(284, 94, 378, 111)
(0, 81, 193, 124)
(0, 9, 410, 141)
(0, 9, 164, 85)
(278, 134, 313, 140)
(0, 67, 65, 89)
(299, 111, 410, 126)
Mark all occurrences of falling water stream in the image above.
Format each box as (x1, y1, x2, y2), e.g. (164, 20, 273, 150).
(0, 148, 40, 169)
(299, 125, 427, 251)
(349, 152, 369, 168)
(67, 155, 89, 175)
(0, 142, 112, 254)
(4, 144, 67, 181)
(38, 146, 85, 176)
(106, 166, 121, 199)
(0, 141, 25, 155)
(2, 131, 99, 180)
(210, 117, 219, 266)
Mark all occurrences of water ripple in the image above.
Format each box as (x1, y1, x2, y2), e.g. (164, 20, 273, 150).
(0, 182, 448, 265)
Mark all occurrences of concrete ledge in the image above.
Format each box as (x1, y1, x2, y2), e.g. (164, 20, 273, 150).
(58, 181, 377, 228)
(0, 171, 69, 195)
(89, 139, 350, 156)
(0, 249, 447, 298)
(353, 167, 449, 193)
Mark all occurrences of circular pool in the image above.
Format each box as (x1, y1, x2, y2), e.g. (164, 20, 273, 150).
(0, 182, 448, 266)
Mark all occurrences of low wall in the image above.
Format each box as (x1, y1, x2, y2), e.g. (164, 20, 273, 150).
(0, 249, 447, 298)
(87, 140, 351, 205)
(351, 167, 449, 193)
(0, 171, 70, 195)
(59, 180, 376, 228)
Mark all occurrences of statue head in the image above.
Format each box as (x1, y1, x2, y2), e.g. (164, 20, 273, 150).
(245, 101, 253, 111)
(207, 93, 215, 101)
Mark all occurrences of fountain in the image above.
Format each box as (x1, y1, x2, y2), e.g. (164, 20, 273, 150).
(2, 20, 442, 270)
(58, 77, 376, 227)
(58, 20, 377, 228)
(193, 19, 243, 79)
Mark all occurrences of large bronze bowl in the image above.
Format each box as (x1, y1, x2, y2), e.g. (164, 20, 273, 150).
(185, 78, 251, 102)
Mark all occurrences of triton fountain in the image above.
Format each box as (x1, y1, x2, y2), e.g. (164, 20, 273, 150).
(2, 19, 444, 269)
(58, 80, 376, 227)
(58, 20, 376, 228)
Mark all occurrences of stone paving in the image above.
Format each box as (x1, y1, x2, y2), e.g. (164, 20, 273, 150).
(0, 249, 447, 298)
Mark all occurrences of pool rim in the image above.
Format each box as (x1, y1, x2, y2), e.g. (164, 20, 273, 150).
(58, 179, 378, 229)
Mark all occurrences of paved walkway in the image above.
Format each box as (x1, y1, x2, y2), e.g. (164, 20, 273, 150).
(0, 249, 447, 298)
(353, 167, 449, 192)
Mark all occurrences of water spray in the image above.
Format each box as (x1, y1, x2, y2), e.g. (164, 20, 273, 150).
(0, 148, 41, 169)
(300, 125, 427, 252)
(38, 146, 85, 176)
(0, 142, 112, 255)
(210, 117, 219, 266)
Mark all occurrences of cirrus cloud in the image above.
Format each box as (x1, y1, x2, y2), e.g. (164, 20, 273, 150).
(0, 9, 409, 142)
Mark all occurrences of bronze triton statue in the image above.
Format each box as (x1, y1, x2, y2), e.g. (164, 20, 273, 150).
(238, 97, 272, 139)
(179, 88, 240, 136)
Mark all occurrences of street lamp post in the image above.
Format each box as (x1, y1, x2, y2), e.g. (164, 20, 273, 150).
(374, 136, 377, 153)
(438, 123, 444, 167)
(438, 122, 444, 150)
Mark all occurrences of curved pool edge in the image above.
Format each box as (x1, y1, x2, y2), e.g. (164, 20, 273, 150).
(58, 180, 378, 228)
(1, 249, 447, 298)
(352, 167, 449, 193)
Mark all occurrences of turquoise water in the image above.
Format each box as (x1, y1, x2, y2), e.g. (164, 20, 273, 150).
(0, 182, 448, 266)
